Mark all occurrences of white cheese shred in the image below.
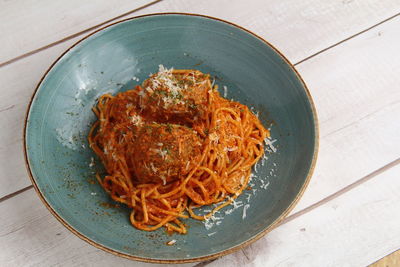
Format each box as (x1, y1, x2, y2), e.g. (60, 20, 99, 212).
(242, 204, 250, 219)
(223, 85, 228, 97)
(89, 157, 95, 168)
(264, 137, 277, 153)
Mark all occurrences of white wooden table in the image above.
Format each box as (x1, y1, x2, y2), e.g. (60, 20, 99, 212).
(1, 1, 400, 266)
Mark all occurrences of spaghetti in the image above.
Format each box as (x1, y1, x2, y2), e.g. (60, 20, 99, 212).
(88, 65, 269, 234)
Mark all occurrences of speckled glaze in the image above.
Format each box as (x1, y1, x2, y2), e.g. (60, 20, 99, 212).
(24, 13, 318, 263)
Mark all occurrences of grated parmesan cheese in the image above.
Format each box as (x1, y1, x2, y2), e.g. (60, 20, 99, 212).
(209, 132, 219, 144)
(224, 146, 238, 152)
(159, 149, 168, 160)
(149, 162, 158, 173)
(204, 214, 224, 230)
(261, 181, 270, 190)
(160, 175, 167, 185)
(242, 204, 250, 219)
(223, 86, 228, 97)
(246, 193, 252, 202)
(204, 217, 214, 230)
(230, 197, 243, 209)
(264, 137, 277, 153)
(130, 115, 143, 126)
(89, 157, 95, 168)
(225, 208, 234, 215)
(239, 175, 245, 186)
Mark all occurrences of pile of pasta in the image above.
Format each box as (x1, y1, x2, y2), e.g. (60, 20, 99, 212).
(89, 66, 269, 233)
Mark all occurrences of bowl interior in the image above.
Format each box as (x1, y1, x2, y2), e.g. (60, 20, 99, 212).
(25, 14, 317, 261)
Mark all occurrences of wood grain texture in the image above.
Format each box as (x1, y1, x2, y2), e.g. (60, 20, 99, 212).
(0, 13, 399, 267)
(290, 14, 400, 213)
(207, 14, 400, 265)
(0, 38, 78, 200)
(0, 0, 156, 64)
(133, 0, 400, 63)
(2, 0, 400, 66)
(370, 249, 400, 267)
(0, 0, 400, 266)
(1, 163, 399, 267)
(0, 0, 399, 200)
(208, 164, 400, 267)
(0, 189, 194, 267)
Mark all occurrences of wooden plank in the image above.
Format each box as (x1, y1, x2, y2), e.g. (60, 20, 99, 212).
(0, 0, 399, 200)
(2, 0, 399, 65)
(0, 38, 78, 199)
(370, 249, 400, 267)
(0, 11, 400, 267)
(207, 164, 400, 267)
(1, 23, 400, 264)
(1, 159, 399, 266)
(290, 14, 400, 212)
(0, 0, 156, 64)
(293, 101, 400, 215)
(1, 1, 399, 266)
(133, 0, 400, 63)
(0, 189, 194, 267)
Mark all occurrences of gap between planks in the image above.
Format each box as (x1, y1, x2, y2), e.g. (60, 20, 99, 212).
(0, 0, 163, 68)
(0, 185, 33, 203)
(279, 157, 400, 226)
(1, 4, 399, 266)
(3, 11, 399, 203)
(193, 158, 400, 266)
(1, 4, 399, 69)
(294, 11, 400, 66)
(2, 158, 399, 267)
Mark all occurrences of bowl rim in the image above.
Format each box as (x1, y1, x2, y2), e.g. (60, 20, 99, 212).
(23, 12, 319, 264)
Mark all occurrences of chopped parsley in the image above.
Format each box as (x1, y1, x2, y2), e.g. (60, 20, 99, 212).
(163, 147, 171, 155)
(175, 93, 183, 100)
(189, 103, 198, 110)
(166, 123, 173, 133)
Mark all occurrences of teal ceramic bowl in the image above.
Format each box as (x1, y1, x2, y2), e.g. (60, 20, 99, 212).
(24, 13, 318, 263)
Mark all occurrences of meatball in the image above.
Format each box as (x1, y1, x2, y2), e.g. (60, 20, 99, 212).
(138, 66, 210, 125)
(132, 123, 203, 184)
